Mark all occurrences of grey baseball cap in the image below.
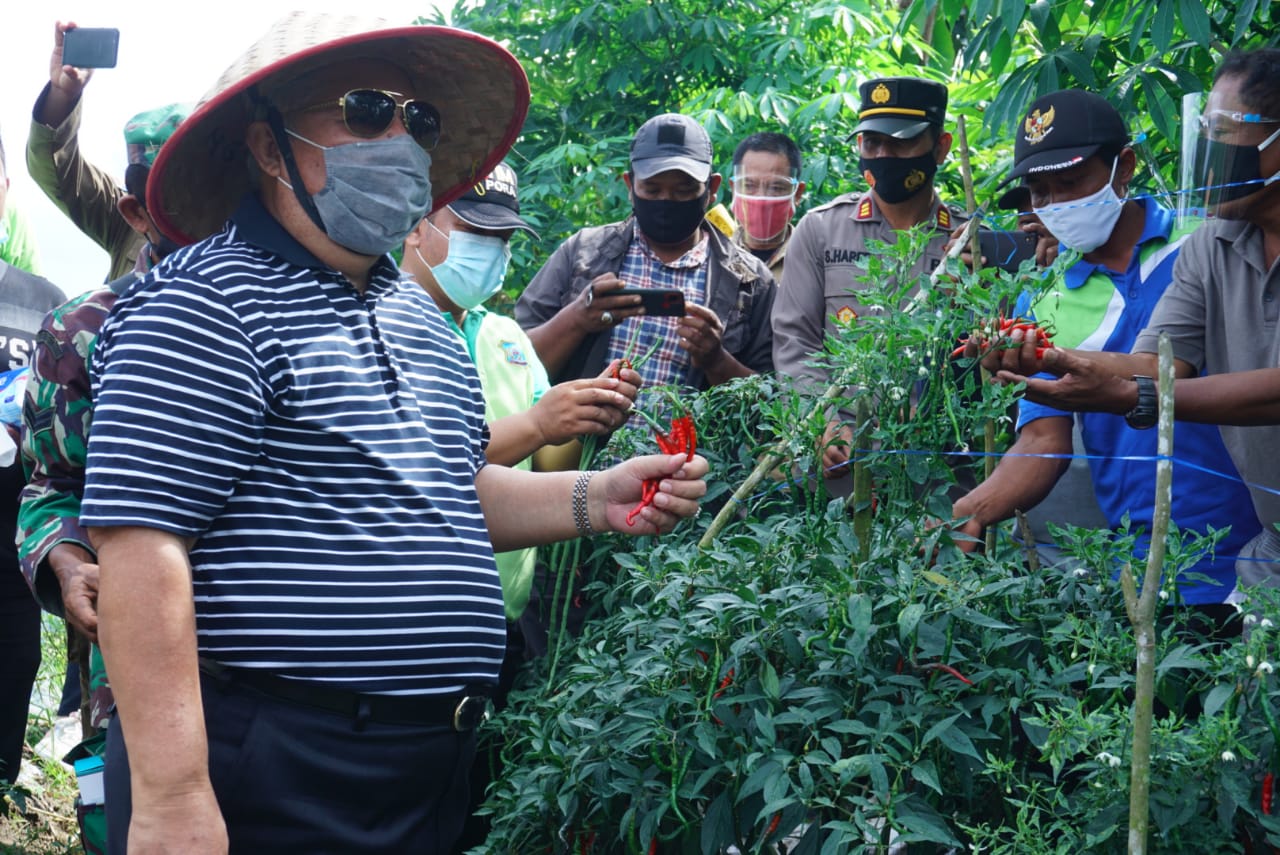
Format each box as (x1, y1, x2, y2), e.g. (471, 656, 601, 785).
(629, 113, 713, 182)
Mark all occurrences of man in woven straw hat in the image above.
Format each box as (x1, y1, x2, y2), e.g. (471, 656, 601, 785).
(79, 14, 708, 854)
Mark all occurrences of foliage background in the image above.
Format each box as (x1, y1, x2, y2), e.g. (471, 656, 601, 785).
(422, 0, 1279, 296)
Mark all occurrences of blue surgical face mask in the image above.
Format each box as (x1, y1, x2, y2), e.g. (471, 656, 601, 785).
(422, 223, 512, 310)
(283, 129, 432, 256)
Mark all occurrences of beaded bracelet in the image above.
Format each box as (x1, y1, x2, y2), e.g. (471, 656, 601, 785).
(572, 471, 597, 538)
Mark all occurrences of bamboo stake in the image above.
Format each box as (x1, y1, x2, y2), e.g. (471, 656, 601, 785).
(953, 115, 999, 553)
(1120, 333, 1175, 855)
(848, 398, 873, 562)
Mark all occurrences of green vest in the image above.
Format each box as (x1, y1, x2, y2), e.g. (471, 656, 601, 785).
(447, 308, 549, 620)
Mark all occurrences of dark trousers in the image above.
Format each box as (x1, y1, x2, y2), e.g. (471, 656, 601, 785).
(0, 564, 41, 787)
(106, 671, 476, 855)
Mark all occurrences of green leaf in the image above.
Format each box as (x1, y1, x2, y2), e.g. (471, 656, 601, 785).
(911, 757, 944, 794)
(899, 602, 926, 644)
(760, 661, 781, 700)
(921, 712, 963, 747)
(1202, 683, 1236, 719)
(936, 722, 984, 761)
(701, 791, 734, 854)
(1178, 0, 1212, 48)
(1150, 0, 1174, 53)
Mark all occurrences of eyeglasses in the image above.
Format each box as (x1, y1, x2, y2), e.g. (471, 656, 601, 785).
(1198, 109, 1280, 136)
(302, 89, 442, 150)
(731, 175, 798, 198)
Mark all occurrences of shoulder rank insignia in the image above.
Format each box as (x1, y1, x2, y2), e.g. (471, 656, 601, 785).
(936, 206, 951, 229)
(501, 340, 528, 366)
(856, 198, 874, 221)
(835, 306, 858, 326)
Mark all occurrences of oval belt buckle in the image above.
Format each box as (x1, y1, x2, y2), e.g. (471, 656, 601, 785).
(453, 696, 491, 731)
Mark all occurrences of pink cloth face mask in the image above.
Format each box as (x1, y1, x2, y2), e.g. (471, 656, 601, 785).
(732, 193, 795, 244)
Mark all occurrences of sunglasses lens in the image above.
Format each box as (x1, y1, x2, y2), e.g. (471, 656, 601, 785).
(343, 90, 397, 137)
(403, 101, 442, 150)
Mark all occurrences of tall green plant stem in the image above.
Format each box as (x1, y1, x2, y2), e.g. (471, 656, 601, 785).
(1119, 333, 1175, 855)
(849, 398, 873, 562)
(697, 377, 850, 549)
(954, 114, 999, 554)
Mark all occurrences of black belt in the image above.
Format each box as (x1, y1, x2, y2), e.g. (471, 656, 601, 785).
(198, 659, 491, 731)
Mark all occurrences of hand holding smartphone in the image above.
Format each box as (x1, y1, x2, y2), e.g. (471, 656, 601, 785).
(610, 287, 686, 317)
(977, 229, 1038, 273)
(61, 27, 120, 69)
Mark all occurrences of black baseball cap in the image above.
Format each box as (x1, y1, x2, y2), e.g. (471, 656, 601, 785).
(630, 113, 714, 182)
(448, 162, 538, 238)
(849, 77, 948, 140)
(1006, 89, 1129, 181)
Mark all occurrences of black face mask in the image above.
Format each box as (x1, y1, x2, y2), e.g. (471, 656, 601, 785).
(632, 192, 709, 245)
(859, 151, 939, 204)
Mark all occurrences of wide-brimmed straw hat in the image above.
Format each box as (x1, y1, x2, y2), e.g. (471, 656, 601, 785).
(147, 12, 530, 245)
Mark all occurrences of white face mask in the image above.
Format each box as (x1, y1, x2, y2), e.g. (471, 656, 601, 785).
(1032, 157, 1125, 253)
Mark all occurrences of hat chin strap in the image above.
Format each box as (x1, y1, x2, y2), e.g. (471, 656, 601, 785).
(265, 105, 328, 235)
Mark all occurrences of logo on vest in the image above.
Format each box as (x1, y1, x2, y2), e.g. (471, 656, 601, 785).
(835, 306, 858, 325)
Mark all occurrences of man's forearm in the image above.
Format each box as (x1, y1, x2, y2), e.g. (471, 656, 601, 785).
(952, 418, 1073, 531)
(94, 526, 211, 799)
(475, 466, 584, 551)
(484, 412, 543, 468)
(1173, 368, 1280, 425)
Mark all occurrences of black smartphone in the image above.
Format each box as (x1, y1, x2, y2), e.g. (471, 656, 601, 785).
(978, 229, 1038, 273)
(62, 28, 120, 69)
(612, 287, 686, 317)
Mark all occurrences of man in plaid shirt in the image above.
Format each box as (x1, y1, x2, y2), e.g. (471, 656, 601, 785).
(516, 113, 776, 390)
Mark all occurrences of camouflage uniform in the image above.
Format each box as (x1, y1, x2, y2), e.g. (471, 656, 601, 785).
(18, 285, 122, 734)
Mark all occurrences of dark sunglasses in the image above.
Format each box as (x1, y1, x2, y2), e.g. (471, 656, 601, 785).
(305, 89, 442, 150)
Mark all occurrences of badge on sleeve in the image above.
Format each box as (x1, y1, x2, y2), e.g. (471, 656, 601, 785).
(836, 306, 858, 326)
(501, 341, 528, 366)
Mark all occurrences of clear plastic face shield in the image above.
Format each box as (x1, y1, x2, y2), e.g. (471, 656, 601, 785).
(1183, 92, 1280, 219)
(730, 167, 799, 243)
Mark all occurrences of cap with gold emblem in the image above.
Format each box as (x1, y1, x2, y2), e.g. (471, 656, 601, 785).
(849, 76, 949, 140)
(1006, 89, 1128, 181)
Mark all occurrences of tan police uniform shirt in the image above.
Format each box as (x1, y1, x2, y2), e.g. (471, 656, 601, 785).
(772, 190, 963, 385)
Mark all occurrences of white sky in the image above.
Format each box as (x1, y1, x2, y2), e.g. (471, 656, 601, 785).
(4, 2, 446, 296)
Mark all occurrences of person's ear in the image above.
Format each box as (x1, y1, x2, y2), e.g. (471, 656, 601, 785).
(794, 181, 806, 204)
(706, 173, 722, 202)
(622, 172, 634, 194)
(116, 194, 152, 236)
(1116, 147, 1138, 193)
(245, 121, 285, 178)
(403, 216, 431, 251)
(935, 132, 953, 164)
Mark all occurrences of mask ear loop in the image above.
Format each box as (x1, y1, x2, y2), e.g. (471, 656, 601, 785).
(252, 87, 327, 235)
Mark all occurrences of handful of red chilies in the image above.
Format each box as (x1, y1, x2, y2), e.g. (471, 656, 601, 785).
(626, 415, 697, 527)
(950, 315, 1055, 360)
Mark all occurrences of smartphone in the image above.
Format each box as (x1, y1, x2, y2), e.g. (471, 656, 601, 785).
(62, 27, 120, 69)
(978, 229, 1039, 273)
(612, 287, 686, 317)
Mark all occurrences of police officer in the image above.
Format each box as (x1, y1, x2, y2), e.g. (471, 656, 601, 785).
(772, 76, 965, 482)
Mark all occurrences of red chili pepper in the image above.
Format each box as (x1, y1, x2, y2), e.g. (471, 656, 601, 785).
(712, 667, 735, 700)
(648, 839, 658, 855)
(1264, 772, 1274, 815)
(765, 812, 782, 837)
(928, 663, 974, 685)
(951, 317, 1055, 360)
(626, 415, 697, 526)
(610, 357, 633, 380)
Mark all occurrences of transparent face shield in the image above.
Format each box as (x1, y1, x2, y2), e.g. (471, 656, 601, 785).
(730, 167, 799, 243)
(1184, 93, 1280, 218)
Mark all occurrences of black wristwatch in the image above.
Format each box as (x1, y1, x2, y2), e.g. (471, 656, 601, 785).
(1124, 375, 1157, 430)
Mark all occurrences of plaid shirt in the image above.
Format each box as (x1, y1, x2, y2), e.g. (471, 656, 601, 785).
(607, 230, 709, 387)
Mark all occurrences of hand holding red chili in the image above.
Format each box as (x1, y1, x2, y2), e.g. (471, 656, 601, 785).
(951, 315, 1055, 361)
(626, 415, 697, 527)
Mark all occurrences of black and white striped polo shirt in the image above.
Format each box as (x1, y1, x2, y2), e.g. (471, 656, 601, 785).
(82, 196, 505, 696)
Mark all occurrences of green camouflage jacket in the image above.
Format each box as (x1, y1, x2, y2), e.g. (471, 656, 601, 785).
(18, 285, 120, 731)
